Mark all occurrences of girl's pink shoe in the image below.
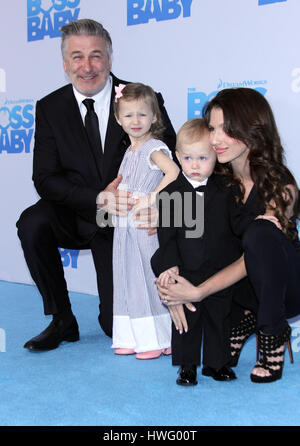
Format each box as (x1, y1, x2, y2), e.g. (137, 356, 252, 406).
(136, 347, 172, 359)
(114, 348, 135, 355)
(136, 350, 162, 359)
(163, 347, 172, 355)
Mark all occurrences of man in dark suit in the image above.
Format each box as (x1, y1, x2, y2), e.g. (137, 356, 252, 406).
(151, 118, 241, 385)
(17, 19, 176, 351)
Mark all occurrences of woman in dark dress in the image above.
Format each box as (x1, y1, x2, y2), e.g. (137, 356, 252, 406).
(157, 88, 300, 383)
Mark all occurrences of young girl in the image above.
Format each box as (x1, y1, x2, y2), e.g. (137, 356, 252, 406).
(111, 83, 179, 359)
(157, 88, 300, 383)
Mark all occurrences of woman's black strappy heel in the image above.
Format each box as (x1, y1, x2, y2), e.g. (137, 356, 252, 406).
(230, 311, 256, 367)
(250, 323, 293, 383)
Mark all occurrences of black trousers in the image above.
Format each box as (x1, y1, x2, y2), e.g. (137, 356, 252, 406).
(235, 219, 300, 336)
(16, 199, 113, 337)
(171, 293, 232, 370)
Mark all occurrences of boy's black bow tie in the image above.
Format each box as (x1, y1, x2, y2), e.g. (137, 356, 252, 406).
(195, 185, 206, 192)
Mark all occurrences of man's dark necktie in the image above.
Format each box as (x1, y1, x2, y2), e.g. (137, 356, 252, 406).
(82, 99, 103, 159)
(195, 184, 206, 192)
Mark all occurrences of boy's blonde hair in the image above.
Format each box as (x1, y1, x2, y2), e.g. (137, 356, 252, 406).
(176, 118, 209, 151)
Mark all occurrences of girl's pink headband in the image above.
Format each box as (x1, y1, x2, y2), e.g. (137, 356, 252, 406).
(114, 84, 126, 103)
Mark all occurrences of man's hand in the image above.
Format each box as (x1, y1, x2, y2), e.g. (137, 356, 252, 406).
(134, 204, 158, 235)
(96, 175, 135, 216)
(255, 214, 282, 230)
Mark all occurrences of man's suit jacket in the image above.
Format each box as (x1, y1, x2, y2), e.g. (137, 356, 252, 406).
(151, 172, 243, 291)
(32, 73, 176, 242)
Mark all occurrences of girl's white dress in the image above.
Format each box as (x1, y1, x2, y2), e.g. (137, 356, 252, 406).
(112, 138, 171, 352)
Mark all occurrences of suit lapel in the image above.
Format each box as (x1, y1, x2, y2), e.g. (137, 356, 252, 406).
(175, 172, 206, 243)
(102, 74, 129, 184)
(174, 172, 194, 193)
(176, 172, 219, 224)
(204, 175, 219, 211)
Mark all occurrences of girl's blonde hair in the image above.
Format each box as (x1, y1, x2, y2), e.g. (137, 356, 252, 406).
(114, 83, 165, 139)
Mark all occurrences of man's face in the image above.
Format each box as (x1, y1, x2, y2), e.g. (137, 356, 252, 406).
(63, 34, 112, 97)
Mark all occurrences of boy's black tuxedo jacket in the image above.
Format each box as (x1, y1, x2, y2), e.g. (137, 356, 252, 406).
(32, 73, 176, 243)
(151, 172, 243, 291)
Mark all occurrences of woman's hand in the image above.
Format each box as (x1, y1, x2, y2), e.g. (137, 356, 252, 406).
(156, 270, 201, 305)
(256, 214, 282, 230)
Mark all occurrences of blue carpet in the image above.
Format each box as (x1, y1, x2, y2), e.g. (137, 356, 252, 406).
(0, 280, 300, 427)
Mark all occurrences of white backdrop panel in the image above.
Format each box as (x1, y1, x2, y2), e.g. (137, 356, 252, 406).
(0, 0, 299, 295)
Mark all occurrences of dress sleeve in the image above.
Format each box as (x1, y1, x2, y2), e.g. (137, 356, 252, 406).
(146, 142, 172, 170)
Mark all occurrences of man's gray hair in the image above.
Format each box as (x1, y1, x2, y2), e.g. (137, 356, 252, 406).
(60, 19, 112, 59)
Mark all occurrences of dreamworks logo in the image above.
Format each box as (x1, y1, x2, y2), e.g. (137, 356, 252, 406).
(27, 0, 80, 41)
(0, 69, 5, 93)
(187, 78, 267, 119)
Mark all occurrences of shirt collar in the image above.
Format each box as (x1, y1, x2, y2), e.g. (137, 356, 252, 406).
(182, 171, 208, 189)
(72, 75, 112, 109)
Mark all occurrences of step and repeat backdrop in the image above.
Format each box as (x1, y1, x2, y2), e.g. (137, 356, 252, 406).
(0, 0, 300, 295)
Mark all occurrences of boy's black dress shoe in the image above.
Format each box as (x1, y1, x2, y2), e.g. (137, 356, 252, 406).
(202, 366, 236, 381)
(24, 317, 79, 351)
(176, 365, 198, 386)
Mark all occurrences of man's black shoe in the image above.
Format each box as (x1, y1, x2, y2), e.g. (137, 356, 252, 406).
(202, 366, 237, 381)
(24, 317, 79, 351)
(176, 365, 198, 386)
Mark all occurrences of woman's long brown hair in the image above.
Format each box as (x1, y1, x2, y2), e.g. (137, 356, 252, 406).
(203, 87, 299, 240)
